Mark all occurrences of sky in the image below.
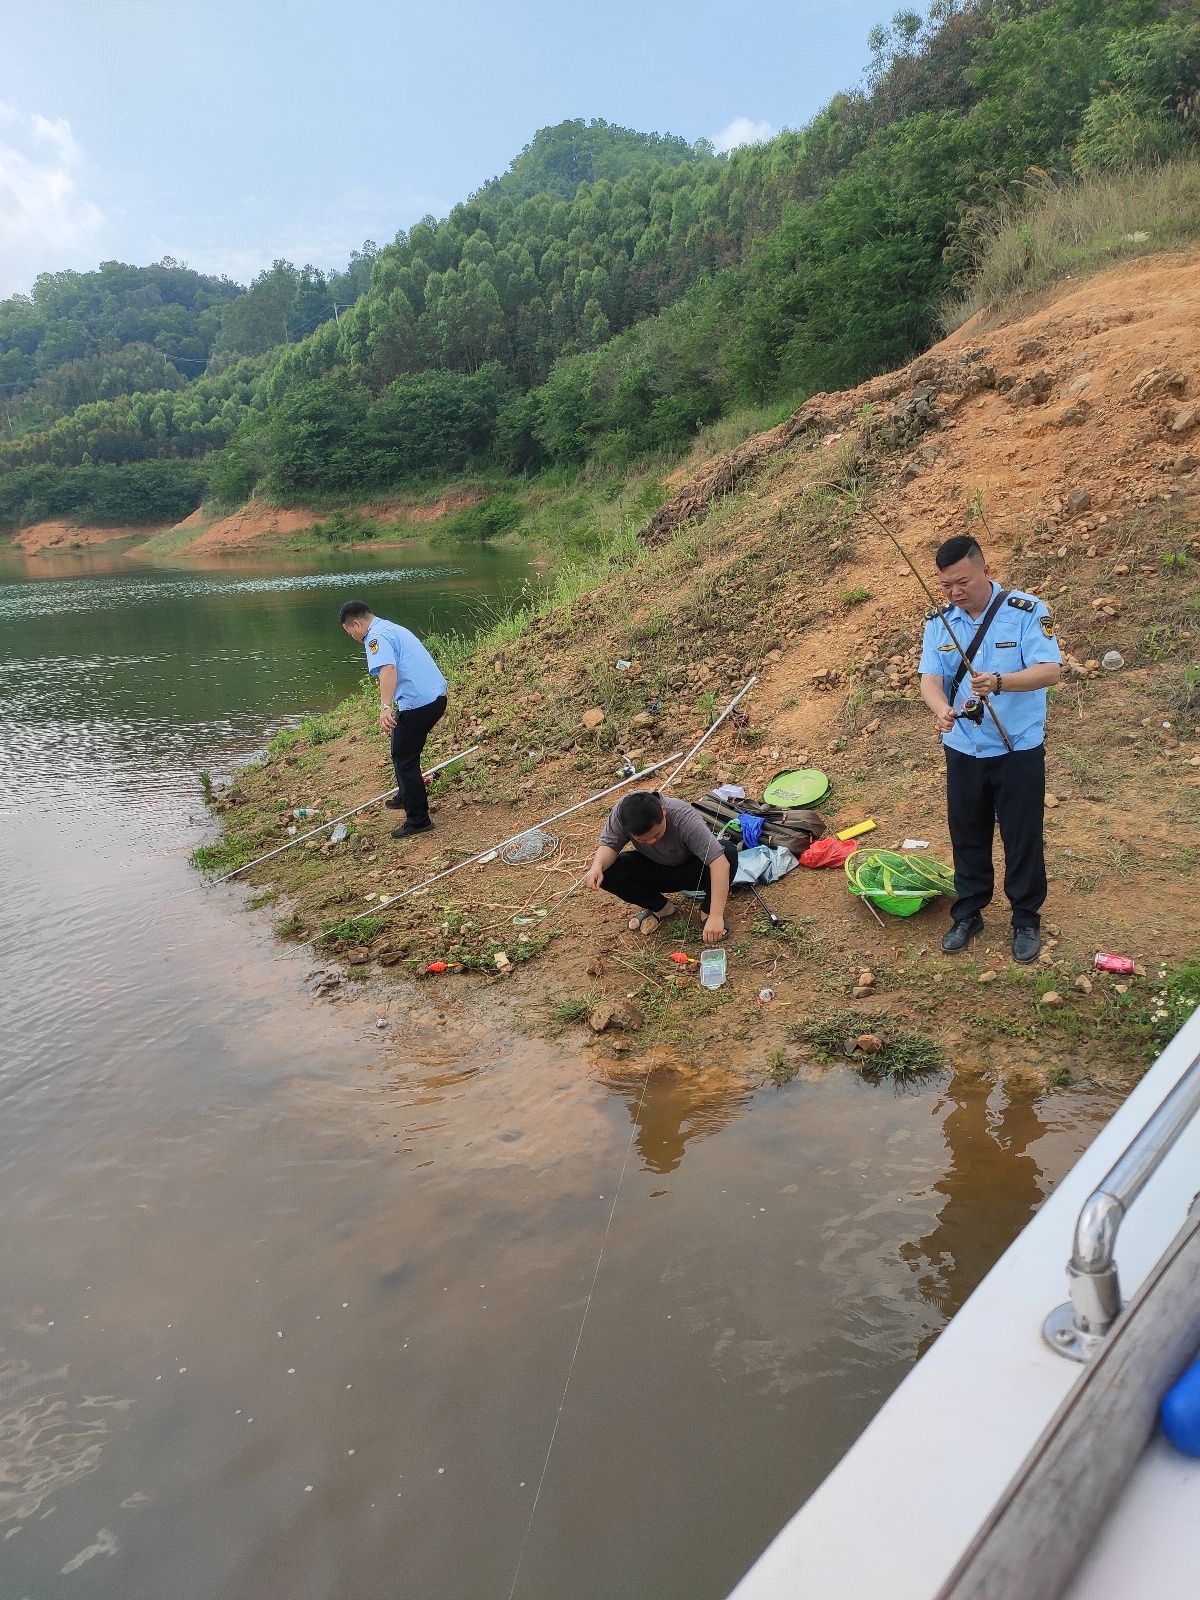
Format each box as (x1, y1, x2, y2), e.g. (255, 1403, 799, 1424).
(0, 0, 900, 298)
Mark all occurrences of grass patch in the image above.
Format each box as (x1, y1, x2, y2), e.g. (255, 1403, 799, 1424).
(274, 913, 307, 939)
(317, 914, 385, 947)
(840, 586, 874, 607)
(551, 993, 601, 1028)
(791, 1009, 943, 1081)
(766, 1047, 798, 1085)
(946, 159, 1200, 327)
(190, 836, 254, 875)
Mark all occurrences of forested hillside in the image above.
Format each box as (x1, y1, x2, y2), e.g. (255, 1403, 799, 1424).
(3, 0, 1199, 531)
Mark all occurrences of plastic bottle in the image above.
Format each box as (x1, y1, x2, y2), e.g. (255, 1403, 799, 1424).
(330, 823, 348, 843)
(700, 948, 727, 990)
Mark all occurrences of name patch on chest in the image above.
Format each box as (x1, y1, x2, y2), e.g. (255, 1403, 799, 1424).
(995, 640, 1018, 648)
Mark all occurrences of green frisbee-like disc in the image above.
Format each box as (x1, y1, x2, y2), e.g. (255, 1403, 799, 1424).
(763, 768, 831, 808)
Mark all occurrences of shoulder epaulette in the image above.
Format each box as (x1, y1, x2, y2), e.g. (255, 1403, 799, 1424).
(1007, 595, 1036, 612)
(924, 605, 949, 621)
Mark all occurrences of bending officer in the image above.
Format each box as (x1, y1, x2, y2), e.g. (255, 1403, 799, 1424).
(918, 535, 1061, 964)
(339, 600, 447, 839)
(584, 790, 735, 944)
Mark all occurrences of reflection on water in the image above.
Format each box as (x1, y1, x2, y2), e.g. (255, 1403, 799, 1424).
(0, 544, 1116, 1598)
(905, 1075, 1049, 1323)
(606, 1065, 751, 1175)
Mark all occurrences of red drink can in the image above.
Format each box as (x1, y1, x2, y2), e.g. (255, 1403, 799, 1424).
(1094, 952, 1135, 974)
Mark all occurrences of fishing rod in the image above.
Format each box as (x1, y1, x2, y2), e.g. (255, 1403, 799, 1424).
(385, 751, 686, 906)
(836, 491, 1014, 753)
(204, 744, 480, 887)
(659, 676, 757, 792)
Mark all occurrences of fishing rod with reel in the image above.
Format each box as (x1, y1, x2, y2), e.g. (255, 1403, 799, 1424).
(832, 489, 1014, 753)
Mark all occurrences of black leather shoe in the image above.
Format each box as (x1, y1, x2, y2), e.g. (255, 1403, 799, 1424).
(391, 819, 433, 839)
(384, 796, 405, 810)
(941, 913, 984, 953)
(1012, 926, 1041, 964)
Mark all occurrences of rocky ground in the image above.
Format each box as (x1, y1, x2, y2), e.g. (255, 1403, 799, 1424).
(200, 253, 1200, 1096)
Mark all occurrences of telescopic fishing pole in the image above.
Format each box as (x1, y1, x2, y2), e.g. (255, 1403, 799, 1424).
(204, 744, 480, 887)
(387, 750, 686, 905)
(659, 676, 757, 792)
(842, 494, 1014, 753)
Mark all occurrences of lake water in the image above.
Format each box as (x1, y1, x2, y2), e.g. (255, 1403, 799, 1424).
(0, 540, 1113, 1599)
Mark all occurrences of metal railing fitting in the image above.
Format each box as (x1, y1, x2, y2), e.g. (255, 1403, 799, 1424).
(1044, 1049, 1200, 1361)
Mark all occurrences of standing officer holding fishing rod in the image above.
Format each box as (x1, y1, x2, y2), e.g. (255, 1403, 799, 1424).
(914, 533, 1062, 963)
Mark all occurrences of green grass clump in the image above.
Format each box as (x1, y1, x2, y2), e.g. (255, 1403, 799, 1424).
(551, 994, 601, 1028)
(791, 1009, 943, 1081)
(317, 914, 385, 946)
(190, 836, 254, 874)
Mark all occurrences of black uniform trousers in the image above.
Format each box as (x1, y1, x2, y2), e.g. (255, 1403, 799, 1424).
(945, 743, 1047, 929)
(389, 694, 447, 826)
(601, 839, 739, 913)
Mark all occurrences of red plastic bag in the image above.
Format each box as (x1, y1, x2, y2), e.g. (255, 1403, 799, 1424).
(799, 837, 859, 869)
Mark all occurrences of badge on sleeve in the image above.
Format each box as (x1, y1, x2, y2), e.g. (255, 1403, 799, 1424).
(1040, 615, 1055, 638)
(369, 638, 380, 653)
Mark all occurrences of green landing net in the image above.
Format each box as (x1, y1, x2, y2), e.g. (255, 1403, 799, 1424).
(845, 849, 955, 917)
(763, 768, 831, 808)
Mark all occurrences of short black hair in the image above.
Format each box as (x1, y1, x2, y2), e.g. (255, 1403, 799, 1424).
(618, 790, 664, 836)
(338, 599, 373, 624)
(935, 535, 984, 570)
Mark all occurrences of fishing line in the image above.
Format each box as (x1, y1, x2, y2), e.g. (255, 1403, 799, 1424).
(507, 684, 752, 1597)
(830, 487, 1014, 752)
(385, 753, 684, 905)
(179, 745, 481, 897)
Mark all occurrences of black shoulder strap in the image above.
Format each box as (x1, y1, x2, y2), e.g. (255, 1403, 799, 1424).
(948, 588, 1009, 700)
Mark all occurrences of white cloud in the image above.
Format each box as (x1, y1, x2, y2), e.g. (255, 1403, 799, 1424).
(0, 104, 106, 297)
(710, 116, 777, 155)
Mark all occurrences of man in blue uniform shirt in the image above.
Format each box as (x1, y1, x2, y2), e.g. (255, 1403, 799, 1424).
(918, 535, 1061, 964)
(338, 600, 448, 839)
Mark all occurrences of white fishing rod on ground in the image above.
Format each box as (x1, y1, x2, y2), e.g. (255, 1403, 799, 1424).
(385, 751, 686, 905)
(535, 675, 759, 931)
(202, 744, 480, 888)
(659, 675, 757, 792)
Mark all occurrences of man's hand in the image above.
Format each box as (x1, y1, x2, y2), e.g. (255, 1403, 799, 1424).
(970, 670, 999, 696)
(934, 702, 958, 734)
(585, 844, 618, 892)
(379, 704, 397, 734)
(702, 912, 726, 946)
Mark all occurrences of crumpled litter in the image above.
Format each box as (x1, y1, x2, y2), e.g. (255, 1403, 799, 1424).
(737, 812, 765, 848)
(734, 844, 798, 886)
(799, 836, 859, 869)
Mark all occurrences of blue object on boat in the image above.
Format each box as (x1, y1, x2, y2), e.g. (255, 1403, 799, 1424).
(737, 812, 764, 848)
(1161, 1354, 1200, 1457)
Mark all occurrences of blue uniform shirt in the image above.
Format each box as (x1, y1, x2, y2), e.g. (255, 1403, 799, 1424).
(918, 582, 1061, 758)
(363, 617, 447, 711)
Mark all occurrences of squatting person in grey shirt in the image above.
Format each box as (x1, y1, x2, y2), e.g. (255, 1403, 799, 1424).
(585, 790, 735, 943)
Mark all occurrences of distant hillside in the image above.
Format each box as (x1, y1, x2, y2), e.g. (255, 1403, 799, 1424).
(4, 1, 1200, 533)
(477, 118, 717, 203)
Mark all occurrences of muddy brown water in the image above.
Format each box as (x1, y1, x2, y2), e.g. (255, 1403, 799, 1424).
(0, 544, 1115, 1598)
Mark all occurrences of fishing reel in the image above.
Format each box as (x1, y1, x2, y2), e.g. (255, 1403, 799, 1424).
(958, 696, 987, 726)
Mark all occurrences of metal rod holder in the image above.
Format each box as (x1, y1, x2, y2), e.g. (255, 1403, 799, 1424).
(1044, 1050, 1200, 1361)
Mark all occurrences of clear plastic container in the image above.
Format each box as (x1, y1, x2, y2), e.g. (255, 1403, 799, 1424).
(700, 948, 727, 990)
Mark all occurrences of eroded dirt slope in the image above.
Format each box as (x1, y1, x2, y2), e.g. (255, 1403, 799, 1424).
(205, 254, 1200, 1093)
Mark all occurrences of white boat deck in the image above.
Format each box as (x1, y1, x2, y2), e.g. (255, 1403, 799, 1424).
(729, 1006, 1200, 1600)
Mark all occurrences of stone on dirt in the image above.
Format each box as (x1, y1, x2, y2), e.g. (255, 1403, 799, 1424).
(581, 708, 605, 730)
(855, 1033, 883, 1054)
(1040, 991, 1065, 1008)
(589, 1000, 643, 1033)
(1073, 974, 1093, 994)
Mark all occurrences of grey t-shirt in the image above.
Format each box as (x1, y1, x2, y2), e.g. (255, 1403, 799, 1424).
(599, 795, 725, 866)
